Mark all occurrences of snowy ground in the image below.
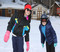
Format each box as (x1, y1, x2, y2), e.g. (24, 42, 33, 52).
(0, 16, 60, 52)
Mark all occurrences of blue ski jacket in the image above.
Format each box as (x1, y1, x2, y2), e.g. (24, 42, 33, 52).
(39, 20, 57, 45)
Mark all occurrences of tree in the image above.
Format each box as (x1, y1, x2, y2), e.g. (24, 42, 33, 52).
(13, 0, 15, 2)
(0, 4, 2, 6)
(0, 1, 2, 6)
(55, 0, 60, 2)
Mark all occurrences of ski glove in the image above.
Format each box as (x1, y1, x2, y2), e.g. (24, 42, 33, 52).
(26, 41, 29, 52)
(42, 43, 44, 48)
(4, 30, 10, 42)
(54, 43, 57, 47)
(22, 26, 29, 37)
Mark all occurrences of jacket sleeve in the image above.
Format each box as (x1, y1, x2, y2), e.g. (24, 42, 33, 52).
(25, 25, 30, 42)
(39, 25, 45, 44)
(41, 31, 45, 44)
(24, 15, 31, 42)
(50, 25, 57, 43)
(7, 15, 15, 32)
(25, 31, 29, 42)
(28, 14, 31, 23)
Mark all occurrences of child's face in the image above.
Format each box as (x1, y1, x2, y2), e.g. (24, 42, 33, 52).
(42, 22, 47, 26)
(25, 9, 31, 16)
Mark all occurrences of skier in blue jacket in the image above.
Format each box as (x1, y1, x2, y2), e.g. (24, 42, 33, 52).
(39, 14, 57, 52)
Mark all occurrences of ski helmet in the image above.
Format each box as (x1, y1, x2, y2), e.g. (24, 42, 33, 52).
(41, 14, 48, 19)
(41, 14, 48, 22)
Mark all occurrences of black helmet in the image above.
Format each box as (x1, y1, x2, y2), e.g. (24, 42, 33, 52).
(41, 14, 48, 19)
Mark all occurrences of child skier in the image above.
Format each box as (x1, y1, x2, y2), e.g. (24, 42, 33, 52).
(4, 3, 32, 52)
(39, 14, 57, 52)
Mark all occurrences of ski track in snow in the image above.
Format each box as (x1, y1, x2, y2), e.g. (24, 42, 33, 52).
(0, 16, 60, 52)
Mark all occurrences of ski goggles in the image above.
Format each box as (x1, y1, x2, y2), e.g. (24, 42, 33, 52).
(41, 18, 47, 22)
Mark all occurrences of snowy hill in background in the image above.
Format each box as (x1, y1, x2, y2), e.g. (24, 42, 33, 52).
(0, 16, 60, 52)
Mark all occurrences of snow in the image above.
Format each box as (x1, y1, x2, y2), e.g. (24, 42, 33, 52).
(0, 0, 12, 4)
(0, 16, 60, 52)
(0, 0, 26, 9)
(15, 0, 26, 5)
(0, 2, 24, 9)
(0, 0, 26, 5)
